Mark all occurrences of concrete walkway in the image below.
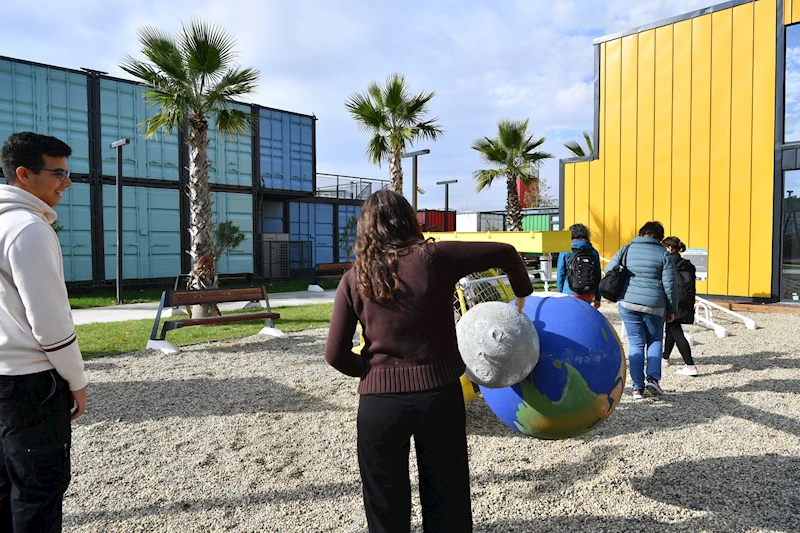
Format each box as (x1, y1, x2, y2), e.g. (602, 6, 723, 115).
(72, 289, 336, 326)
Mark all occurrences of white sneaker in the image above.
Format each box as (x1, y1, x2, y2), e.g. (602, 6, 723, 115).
(662, 358, 670, 367)
(676, 365, 699, 376)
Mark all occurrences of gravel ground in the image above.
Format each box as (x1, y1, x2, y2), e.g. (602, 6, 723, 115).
(65, 306, 800, 533)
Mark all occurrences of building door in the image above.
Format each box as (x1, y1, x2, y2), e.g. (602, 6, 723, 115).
(782, 170, 800, 301)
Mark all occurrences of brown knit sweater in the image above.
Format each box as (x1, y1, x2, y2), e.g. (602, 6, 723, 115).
(325, 241, 534, 394)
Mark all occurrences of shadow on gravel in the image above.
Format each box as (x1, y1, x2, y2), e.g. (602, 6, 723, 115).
(64, 481, 362, 528)
(81, 376, 340, 423)
(695, 350, 800, 376)
(632, 454, 800, 532)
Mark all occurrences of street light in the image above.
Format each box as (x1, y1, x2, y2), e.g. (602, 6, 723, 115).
(110, 138, 130, 304)
(401, 149, 430, 211)
(436, 179, 458, 231)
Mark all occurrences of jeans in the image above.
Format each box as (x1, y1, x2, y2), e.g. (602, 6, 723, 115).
(0, 370, 72, 533)
(664, 321, 695, 366)
(357, 380, 472, 533)
(618, 306, 666, 390)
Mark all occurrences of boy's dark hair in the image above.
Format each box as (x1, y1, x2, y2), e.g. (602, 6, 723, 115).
(638, 221, 665, 241)
(569, 223, 590, 241)
(1, 132, 72, 185)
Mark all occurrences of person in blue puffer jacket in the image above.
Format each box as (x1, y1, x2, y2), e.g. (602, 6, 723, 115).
(605, 221, 678, 400)
(556, 223, 602, 308)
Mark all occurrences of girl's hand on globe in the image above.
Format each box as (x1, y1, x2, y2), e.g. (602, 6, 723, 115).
(515, 297, 526, 314)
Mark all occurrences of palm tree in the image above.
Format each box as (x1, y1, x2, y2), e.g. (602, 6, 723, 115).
(564, 130, 595, 158)
(345, 73, 443, 194)
(120, 20, 258, 314)
(472, 119, 552, 231)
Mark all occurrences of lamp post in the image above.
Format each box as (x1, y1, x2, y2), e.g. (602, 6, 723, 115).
(110, 138, 130, 304)
(401, 149, 430, 211)
(436, 179, 458, 231)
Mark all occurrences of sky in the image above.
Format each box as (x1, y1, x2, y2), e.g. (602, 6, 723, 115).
(1, 0, 715, 212)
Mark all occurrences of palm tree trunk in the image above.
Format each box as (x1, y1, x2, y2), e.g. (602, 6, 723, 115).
(506, 176, 523, 231)
(186, 113, 219, 317)
(389, 149, 403, 194)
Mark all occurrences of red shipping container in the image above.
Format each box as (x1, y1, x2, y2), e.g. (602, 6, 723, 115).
(517, 178, 540, 208)
(418, 209, 457, 232)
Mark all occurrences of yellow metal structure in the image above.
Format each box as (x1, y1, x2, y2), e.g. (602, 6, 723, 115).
(562, 0, 777, 298)
(422, 230, 572, 254)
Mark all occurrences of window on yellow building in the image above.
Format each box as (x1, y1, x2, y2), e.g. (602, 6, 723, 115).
(785, 25, 800, 142)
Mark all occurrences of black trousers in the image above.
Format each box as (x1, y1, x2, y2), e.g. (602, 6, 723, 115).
(0, 370, 72, 533)
(357, 380, 472, 533)
(663, 321, 695, 366)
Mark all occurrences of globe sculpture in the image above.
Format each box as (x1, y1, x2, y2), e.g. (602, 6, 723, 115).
(479, 294, 625, 439)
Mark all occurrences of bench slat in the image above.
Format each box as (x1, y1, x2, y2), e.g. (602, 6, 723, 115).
(170, 287, 264, 306)
(175, 312, 280, 327)
(316, 262, 353, 271)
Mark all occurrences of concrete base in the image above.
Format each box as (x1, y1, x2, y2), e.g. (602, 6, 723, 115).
(146, 339, 180, 355)
(258, 326, 288, 338)
(307, 284, 325, 292)
(243, 301, 264, 310)
(168, 307, 188, 317)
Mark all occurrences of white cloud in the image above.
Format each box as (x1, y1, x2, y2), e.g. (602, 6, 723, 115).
(3, 0, 712, 211)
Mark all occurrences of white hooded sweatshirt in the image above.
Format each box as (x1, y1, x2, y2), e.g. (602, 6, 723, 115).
(0, 184, 87, 391)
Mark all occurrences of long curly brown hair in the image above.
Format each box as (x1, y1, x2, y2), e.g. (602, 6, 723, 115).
(354, 190, 426, 301)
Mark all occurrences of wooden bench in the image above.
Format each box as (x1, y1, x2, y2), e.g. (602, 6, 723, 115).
(311, 262, 353, 285)
(169, 273, 260, 316)
(146, 286, 285, 355)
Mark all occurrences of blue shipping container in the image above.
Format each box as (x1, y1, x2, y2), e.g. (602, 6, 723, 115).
(103, 186, 181, 279)
(0, 59, 90, 174)
(260, 109, 313, 192)
(206, 103, 254, 187)
(53, 183, 92, 282)
(212, 191, 254, 274)
(338, 205, 361, 262)
(99, 79, 180, 180)
(290, 202, 333, 265)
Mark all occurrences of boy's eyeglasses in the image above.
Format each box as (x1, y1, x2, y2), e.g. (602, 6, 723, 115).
(25, 167, 70, 181)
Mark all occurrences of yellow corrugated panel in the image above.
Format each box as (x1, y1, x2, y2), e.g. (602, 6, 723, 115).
(590, 43, 607, 254)
(793, 0, 800, 25)
(751, 0, 776, 297)
(728, 1, 754, 297)
(604, 39, 623, 257)
(564, 163, 575, 229)
(637, 30, 656, 229)
(653, 25, 673, 230)
(786, 0, 793, 25)
(708, 10, 733, 295)
(620, 34, 639, 244)
(574, 162, 590, 228)
(589, 159, 605, 253)
(671, 20, 693, 248)
(690, 14, 712, 295)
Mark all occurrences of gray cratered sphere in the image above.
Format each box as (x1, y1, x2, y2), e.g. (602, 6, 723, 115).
(456, 301, 540, 389)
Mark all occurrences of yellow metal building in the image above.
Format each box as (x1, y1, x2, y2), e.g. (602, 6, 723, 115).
(561, 0, 800, 301)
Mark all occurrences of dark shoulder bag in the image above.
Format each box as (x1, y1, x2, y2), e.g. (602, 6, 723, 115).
(599, 245, 630, 302)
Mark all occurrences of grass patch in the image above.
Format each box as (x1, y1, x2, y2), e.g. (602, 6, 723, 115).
(68, 279, 340, 309)
(75, 303, 333, 358)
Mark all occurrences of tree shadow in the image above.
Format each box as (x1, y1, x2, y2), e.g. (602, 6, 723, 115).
(80, 376, 340, 423)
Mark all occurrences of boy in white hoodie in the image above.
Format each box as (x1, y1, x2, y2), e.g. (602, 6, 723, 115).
(0, 131, 87, 533)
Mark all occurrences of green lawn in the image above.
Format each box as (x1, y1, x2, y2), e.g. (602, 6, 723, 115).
(75, 303, 334, 358)
(68, 279, 341, 309)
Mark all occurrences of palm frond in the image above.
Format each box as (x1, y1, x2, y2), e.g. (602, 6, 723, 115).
(204, 67, 260, 109)
(383, 73, 410, 115)
(345, 91, 387, 132)
(135, 26, 187, 85)
(366, 133, 390, 166)
(411, 119, 444, 142)
(471, 137, 506, 165)
(179, 19, 237, 80)
(582, 130, 595, 155)
(215, 107, 253, 136)
(472, 169, 503, 192)
(140, 111, 182, 138)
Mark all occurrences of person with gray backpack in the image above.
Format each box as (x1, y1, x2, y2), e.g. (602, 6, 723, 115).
(556, 223, 602, 308)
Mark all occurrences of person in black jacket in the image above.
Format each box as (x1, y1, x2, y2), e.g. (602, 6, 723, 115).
(662, 236, 699, 376)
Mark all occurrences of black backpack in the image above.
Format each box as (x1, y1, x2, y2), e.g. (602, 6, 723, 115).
(567, 247, 599, 294)
(674, 258, 697, 323)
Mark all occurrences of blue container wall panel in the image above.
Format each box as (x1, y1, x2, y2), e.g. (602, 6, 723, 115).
(290, 202, 334, 265)
(99, 79, 180, 180)
(338, 205, 361, 262)
(259, 109, 313, 192)
(103, 186, 181, 279)
(212, 191, 254, 274)
(262, 201, 284, 233)
(52, 183, 92, 281)
(0, 60, 90, 174)
(205, 103, 254, 187)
